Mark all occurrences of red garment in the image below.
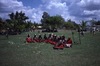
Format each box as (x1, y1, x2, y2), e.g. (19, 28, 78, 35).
(34, 39, 39, 42)
(45, 39, 51, 43)
(67, 39, 72, 44)
(54, 44, 64, 49)
(50, 41, 57, 45)
(26, 37, 32, 43)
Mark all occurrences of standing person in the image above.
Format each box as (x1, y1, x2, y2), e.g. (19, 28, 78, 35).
(6, 28, 9, 39)
(81, 30, 84, 36)
(93, 26, 96, 35)
(6, 31, 8, 39)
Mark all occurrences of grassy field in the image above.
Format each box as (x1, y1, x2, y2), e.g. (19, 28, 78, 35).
(0, 30, 100, 66)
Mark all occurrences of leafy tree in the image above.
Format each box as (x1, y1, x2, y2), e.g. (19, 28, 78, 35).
(64, 19, 76, 29)
(0, 17, 8, 30)
(8, 11, 29, 31)
(33, 22, 39, 28)
(80, 20, 87, 30)
(64, 22, 74, 29)
(41, 12, 50, 28)
(49, 15, 65, 29)
(25, 21, 33, 29)
(41, 12, 65, 29)
(0, 17, 4, 29)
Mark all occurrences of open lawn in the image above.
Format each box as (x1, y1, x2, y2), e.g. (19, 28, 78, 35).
(0, 30, 100, 66)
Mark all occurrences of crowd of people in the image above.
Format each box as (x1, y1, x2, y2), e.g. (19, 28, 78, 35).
(26, 33, 72, 49)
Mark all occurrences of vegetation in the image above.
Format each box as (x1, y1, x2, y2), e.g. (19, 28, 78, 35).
(41, 12, 65, 29)
(0, 11, 100, 34)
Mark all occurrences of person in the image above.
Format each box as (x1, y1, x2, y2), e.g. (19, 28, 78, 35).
(80, 30, 84, 36)
(26, 34, 32, 43)
(49, 35, 57, 45)
(53, 39, 64, 50)
(93, 26, 96, 35)
(45, 33, 51, 43)
(43, 34, 48, 42)
(5, 31, 8, 39)
(38, 34, 43, 42)
(65, 37, 72, 48)
(33, 34, 38, 42)
(44, 34, 47, 40)
(6, 28, 9, 39)
(61, 35, 65, 40)
(53, 35, 65, 50)
(48, 33, 51, 39)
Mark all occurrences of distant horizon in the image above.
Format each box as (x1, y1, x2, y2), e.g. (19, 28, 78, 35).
(0, 0, 100, 23)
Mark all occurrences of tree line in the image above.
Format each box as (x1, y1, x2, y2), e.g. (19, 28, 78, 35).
(0, 11, 100, 34)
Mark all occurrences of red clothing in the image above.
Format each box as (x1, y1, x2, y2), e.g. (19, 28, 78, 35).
(26, 37, 32, 43)
(67, 39, 72, 44)
(54, 44, 64, 49)
(50, 41, 57, 45)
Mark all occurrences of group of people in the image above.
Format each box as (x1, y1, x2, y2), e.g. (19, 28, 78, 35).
(26, 33, 72, 49)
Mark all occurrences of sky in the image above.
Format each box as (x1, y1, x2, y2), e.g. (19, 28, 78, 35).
(0, 0, 100, 23)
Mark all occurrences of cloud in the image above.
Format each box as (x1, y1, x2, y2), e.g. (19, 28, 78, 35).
(0, 0, 100, 23)
(76, 0, 100, 20)
(0, 0, 43, 22)
(0, 0, 23, 19)
(41, 0, 74, 21)
(78, 0, 100, 11)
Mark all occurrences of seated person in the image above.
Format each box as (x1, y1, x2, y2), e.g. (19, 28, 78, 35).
(38, 34, 43, 42)
(45, 33, 51, 43)
(66, 37, 72, 48)
(49, 35, 57, 45)
(61, 35, 65, 40)
(53, 40, 64, 50)
(26, 34, 32, 43)
(44, 34, 47, 40)
(33, 34, 38, 42)
(43, 34, 48, 42)
(47, 33, 51, 39)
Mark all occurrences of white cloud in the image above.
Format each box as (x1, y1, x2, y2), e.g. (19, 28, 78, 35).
(0, 0, 100, 24)
(77, 0, 100, 10)
(42, 0, 75, 21)
(0, 0, 43, 23)
(78, 0, 100, 6)
(46, 0, 66, 9)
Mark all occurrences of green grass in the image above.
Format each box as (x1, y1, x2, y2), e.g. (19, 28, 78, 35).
(0, 30, 100, 66)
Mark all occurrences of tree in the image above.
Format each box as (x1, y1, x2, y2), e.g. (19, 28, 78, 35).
(25, 20, 33, 29)
(64, 19, 75, 29)
(41, 12, 65, 29)
(41, 12, 50, 28)
(80, 20, 87, 30)
(33, 22, 39, 28)
(0, 17, 4, 30)
(8, 11, 29, 31)
(49, 15, 65, 29)
(0, 17, 7, 30)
